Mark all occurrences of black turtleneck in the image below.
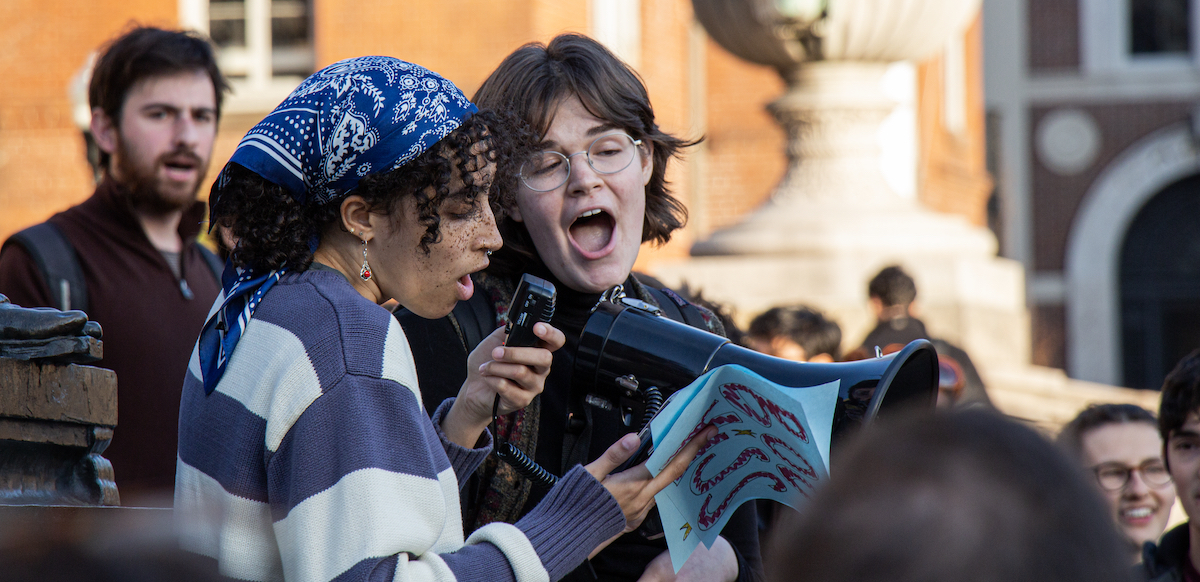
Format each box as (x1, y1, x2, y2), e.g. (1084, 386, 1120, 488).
(516, 266, 624, 509)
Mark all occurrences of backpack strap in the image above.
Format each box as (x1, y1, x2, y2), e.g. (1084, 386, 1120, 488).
(644, 286, 708, 329)
(5, 222, 88, 312)
(450, 286, 497, 353)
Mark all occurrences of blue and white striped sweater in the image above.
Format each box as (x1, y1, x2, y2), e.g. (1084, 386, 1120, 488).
(176, 270, 624, 582)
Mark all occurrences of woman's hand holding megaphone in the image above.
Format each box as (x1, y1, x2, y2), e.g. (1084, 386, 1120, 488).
(585, 425, 720, 557)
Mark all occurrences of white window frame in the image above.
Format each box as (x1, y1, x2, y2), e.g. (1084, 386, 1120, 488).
(1081, 0, 1200, 75)
(178, 0, 313, 114)
(943, 35, 967, 136)
(591, 0, 642, 70)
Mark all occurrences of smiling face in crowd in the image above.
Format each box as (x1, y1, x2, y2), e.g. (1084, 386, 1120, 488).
(1081, 421, 1176, 550)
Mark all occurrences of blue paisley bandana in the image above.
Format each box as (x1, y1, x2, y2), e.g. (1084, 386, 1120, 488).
(230, 55, 477, 204)
(198, 56, 477, 394)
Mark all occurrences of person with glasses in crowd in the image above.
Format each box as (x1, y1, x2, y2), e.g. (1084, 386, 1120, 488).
(396, 34, 762, 582)
(1059, 404, 1176, 562)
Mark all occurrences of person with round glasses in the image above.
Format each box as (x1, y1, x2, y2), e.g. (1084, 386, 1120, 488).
(520, 133, 644, 192)
(396, 33, 761, 582)
(1059, 403, 1177, 561)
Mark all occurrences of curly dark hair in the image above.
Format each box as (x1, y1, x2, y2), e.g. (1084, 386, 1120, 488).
(472, 33, 697, 277)
(209, 110, 533, 272)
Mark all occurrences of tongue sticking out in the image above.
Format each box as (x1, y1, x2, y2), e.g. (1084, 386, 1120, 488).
(457, 274, 474, 300)
(570, 212, 615, 254)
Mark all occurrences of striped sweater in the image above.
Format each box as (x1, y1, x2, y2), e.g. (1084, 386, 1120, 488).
(175, 270, 624, 582)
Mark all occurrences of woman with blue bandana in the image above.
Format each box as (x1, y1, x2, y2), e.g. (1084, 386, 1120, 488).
(174, 56, 716, 582)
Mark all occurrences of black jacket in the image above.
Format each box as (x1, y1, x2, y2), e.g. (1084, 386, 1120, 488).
(1140, 523, 1191, 582)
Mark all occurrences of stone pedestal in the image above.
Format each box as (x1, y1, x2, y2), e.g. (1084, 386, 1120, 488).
(656, 59, 1030, 371)
(0, 359, 119, 505)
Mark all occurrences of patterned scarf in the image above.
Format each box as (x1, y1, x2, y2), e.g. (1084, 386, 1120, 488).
(198, 56, 477, 394)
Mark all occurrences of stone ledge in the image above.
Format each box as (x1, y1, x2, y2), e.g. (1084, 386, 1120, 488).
(0, 418, 93, 448)
(0, 360, 116, 426)
(0, 336, 102, 364)
(982, 364, 1160, 434)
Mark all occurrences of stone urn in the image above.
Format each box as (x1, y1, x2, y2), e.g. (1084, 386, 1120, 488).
(654, 0, 1030, 370)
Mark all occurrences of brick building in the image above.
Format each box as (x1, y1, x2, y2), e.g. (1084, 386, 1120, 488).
(986, 0, 1200, 388)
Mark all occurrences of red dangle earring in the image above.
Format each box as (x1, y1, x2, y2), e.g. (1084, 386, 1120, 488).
(359, 237, 373, 281)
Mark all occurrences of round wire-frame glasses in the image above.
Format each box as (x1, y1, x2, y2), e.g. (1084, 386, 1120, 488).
(1091, 460, 1172, 491)
(519, 133, 643, 192)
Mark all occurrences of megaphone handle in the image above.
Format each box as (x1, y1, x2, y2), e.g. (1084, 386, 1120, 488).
(614, 425, 655, 474)
(613, 384, 665, 473)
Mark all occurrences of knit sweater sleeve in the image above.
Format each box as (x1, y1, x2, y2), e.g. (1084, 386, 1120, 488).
(176, 274, 625, 582)
(429, 397, 492, 484)
(266, 371, 625, 582)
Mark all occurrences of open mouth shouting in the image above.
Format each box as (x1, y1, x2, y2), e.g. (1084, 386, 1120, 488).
(569, 208, 617, 259)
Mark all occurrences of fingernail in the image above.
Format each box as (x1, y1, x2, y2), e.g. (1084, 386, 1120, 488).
(623, 434, 639, 450)
(478, 362, 487, 373)
(493, 347, 504, 359)
(533, 322, 544, 335)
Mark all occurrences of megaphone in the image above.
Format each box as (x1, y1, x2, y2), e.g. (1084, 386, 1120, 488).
(573, 296, 939, 443)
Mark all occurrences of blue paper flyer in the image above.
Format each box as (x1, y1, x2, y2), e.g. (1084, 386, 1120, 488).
(644, 365, 838, 572)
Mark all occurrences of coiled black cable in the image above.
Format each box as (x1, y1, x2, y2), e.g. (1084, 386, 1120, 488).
(491, 383, 667, 490)
(640, 385, 663, 428)
(497, 441, 559, 487)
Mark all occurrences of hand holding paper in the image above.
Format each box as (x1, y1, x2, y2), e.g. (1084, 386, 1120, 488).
(644, 365, 840, 572)
(585, 422, 719, 556)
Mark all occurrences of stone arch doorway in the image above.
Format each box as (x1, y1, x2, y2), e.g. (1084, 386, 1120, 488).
(1120, 174, 1200, 389)
(1066, 123, 1200, 386)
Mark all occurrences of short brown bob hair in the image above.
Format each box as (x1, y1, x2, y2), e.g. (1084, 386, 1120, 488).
(473, 33, 695, 272)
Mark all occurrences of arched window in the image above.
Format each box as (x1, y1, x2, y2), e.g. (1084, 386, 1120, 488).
(1120, 173, 1200, 388)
